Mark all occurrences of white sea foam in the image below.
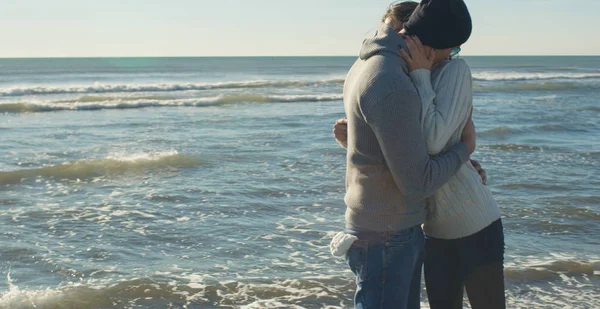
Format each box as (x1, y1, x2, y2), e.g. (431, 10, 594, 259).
(473, 82, 594, 91)
(0, 79, 345, 97)
(0, 272, 65, 309)
(473, 71, 600, 82)
(0, 151, 201, 185)
(2, 264, 598, 309)
(505, 255, 600, 282)
(0, 94, 343, 113)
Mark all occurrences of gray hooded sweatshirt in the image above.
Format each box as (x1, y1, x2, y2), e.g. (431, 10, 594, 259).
(343, 23, 470, 232)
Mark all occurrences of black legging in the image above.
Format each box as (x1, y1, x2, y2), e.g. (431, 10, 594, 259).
(424, 219, 506, 309)
(426, 262, 506, 309)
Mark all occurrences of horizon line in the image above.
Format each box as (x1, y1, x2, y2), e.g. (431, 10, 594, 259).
(1, 55, 599, 60)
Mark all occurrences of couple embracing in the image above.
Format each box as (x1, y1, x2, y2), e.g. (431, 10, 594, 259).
(330, 1, 505, 308)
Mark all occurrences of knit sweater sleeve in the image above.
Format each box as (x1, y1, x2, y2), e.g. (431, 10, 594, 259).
(364, 90, 470, 200)
(409, 59, 473, 155)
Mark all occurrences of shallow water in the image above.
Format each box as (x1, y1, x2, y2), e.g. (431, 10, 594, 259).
(1, 56, 599, 308)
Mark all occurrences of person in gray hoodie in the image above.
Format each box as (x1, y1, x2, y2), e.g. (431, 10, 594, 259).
(341, 1, 475, 308)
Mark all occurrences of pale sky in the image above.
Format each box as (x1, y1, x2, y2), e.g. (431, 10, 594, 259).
(1, 0, 599, 57)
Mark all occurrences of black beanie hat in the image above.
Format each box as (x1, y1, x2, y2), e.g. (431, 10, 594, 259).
(403, 0, 472, 49)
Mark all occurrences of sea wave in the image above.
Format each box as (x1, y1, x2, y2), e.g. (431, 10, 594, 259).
(2, 265, 599, 309)
(473, 82, 596, 92)
(0, 79, 345, 97)
(0, 151, 201, 185)
(0, 278, 163, 309)
(0, 276, 352, 309)
(473, 72, 600, 82)
(505, 259, 600, 282)
(479, 123, 578, 138)
(0, 94, 343, 113)
(579, 106, 600, 112)
(501, 183, 573, 191)
(2, 74, 596, 97)
(482, 144, 548, 151)
(479, 126, 524, 137)
(56, 94, 177, 103)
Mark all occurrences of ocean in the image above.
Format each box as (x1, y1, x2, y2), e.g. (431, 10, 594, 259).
(0, 56, 599, 309)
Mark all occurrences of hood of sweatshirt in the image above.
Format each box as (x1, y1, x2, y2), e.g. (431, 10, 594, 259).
(360, 23, 409, 65)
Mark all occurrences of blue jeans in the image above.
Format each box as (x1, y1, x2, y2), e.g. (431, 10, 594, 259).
(424, 219, 505, 309)
(345, 225, 425, 309)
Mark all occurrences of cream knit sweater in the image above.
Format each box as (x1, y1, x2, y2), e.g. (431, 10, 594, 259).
(409, 59, 501, 239)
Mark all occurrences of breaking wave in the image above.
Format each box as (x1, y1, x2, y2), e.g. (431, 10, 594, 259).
(0, 275, 353, 309)
(0, 94, 343, 113)
(473, 72, 600, 82)
(505, 259, 600, 282)
(0, 79, 345, 97)
(2, 261, 599, 309)
(473, 82, 597, 92)
(0, 151, 201, 185)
